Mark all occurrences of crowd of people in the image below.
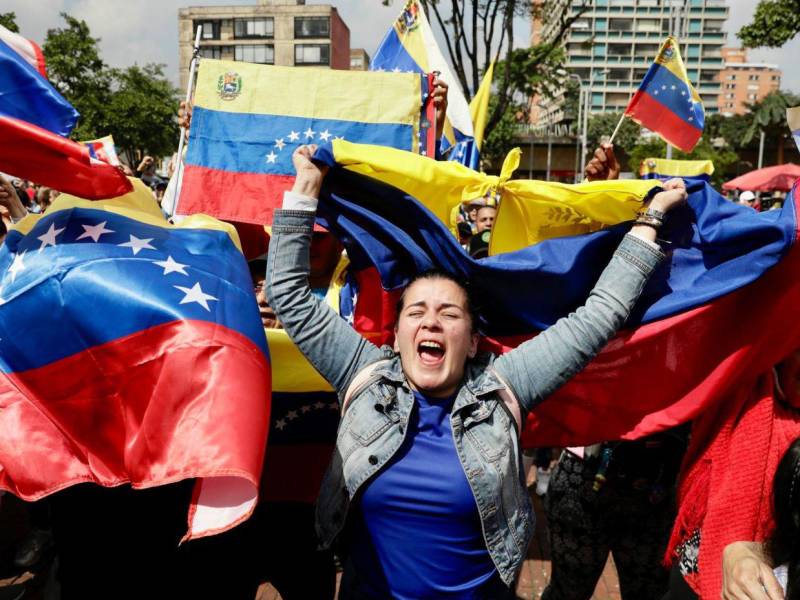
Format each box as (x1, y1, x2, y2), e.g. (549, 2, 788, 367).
(0, 80, 799, 600)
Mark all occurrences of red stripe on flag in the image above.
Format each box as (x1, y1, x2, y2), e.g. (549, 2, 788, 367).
(30, 39, 47, 78)
(0, 116, 131, 199)
(178, 165, 295, 226)
(626, 90, 703, 153)
(0, 319, 270, 500)
(514, 240, 800, 448)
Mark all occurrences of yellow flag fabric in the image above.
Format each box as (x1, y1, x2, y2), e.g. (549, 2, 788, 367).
(330, 139, 660, 255)
(469, 62, 494, 151)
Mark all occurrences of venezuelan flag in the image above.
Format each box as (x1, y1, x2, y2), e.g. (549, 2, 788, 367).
(0, 179, 270, 540)
(371, 0, 476, 166)
(177, 59, 434, 226)
(624, 37, 704, 152)
(789, 106, 800, 154)
(311, 140, 800, 447)
(640, 157, 714, 183)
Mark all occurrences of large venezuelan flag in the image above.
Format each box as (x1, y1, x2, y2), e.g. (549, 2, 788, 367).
(311, 140, 800, 447)
(0, 180, 271, 540)
(624, 37, 704, 153)
(177, 59, 435, 226)
(371, 0, 476, 168)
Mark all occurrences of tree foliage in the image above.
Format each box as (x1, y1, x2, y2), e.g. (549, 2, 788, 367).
(0, 12, 19, 32)
(738, 0, 800, 49)
(41, 13, 178, 162)
(743, 91, 800, 164)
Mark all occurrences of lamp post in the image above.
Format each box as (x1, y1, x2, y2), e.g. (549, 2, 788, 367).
(581, 68, 610, 181)
(568, 73, 583, 183)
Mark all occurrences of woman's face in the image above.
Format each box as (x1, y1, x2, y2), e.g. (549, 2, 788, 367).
(394, 277, 478, 398)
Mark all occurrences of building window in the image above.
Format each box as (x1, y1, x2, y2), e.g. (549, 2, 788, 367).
(772, 75, 780, 81)
(748, 93, 757, 100)
(194, 20, 220, 40)
(748, 74, 759, 81)
(726, 102, 734, 108)
(234, 18, 274, 39)
(688, 20, 701, 33)
(747, 84, 759, 90)
(295, 43, 330, 65)
(687, 45, 700, 59)
(725, 93, 734, 99)
(608, 19, 632, 31)
(608, 44, 629, 57)
(727, 74, 736, 80)
(595, 18, 607, 32)
(234, 44, 274, 64)
(295, 17, 330, 39)
(593, 44, 606, 58)
(199, 46, 225, 59)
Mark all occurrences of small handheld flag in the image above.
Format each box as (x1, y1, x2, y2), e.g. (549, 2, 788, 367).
(618, 37, 704, 152)
(788, 106, 800, 155)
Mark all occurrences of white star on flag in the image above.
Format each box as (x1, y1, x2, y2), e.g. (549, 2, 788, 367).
(671, 85, 676, 90)
(304, 127, 315, 139)
(314, 401, 326, 409)
(266, 151, 278, 164)
(274, 138, 285, 150)
(174, 281, 217, 311)
(288, 130, 300, 142)
(37, 223, 65, 252)
(7, 251, 26, 283)
(391, 67, 401, 73)
(681, 91, 686, 96)
(301, 405, 312, 413)
(661, 85, 666, 90)
(333, 135, 345, 141)
(274, 419, 287, 431)
(77, 221, 114, 242)
(654, 90, 659, 95)
(319, 130, 332, 142)
(118, 235, 155, 255)
(153, 255, 189, 275)
(286, 410, 298, 420)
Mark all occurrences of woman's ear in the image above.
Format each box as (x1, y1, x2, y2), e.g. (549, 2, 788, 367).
(468, 332, 479, 358)
(393, 327, 400, 353)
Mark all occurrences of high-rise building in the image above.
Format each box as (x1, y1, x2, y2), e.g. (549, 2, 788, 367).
(350, 48, 370, 71)
(532, 0, 728, 125)
(178, 0, 351, 90)
(717, 47, 781, 115)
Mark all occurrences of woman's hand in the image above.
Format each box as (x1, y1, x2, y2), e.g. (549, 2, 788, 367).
(584, 143, 620, 181)
(291, 144, 328, 199)
(649, 178, 688, 214)
(722, 541, 784, 600)
(0, 175, 27, 221)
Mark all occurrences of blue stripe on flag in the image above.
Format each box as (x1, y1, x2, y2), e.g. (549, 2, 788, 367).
(639, 64, 704, 131)
(370, 27, 425, 74)
(186, 107, 414, 174)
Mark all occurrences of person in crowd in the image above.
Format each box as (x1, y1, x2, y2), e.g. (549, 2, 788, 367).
(739, 190, 761, 211)
(35, 186, 58, 213)
(265, 142, 687, 598)
(542, 429, 689, 600)
(0, 174, 28, 230)
(475, 204, 496, 233)
(695, 348, 800, 600)
(457, 221, 473, 250)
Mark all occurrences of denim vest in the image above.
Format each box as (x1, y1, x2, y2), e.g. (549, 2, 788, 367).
(316, 352, 531, 586)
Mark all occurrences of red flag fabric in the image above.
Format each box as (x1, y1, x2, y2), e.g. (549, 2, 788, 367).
(0, 115, 131, 198)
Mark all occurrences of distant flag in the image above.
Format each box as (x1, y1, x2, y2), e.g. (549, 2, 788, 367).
(640, 157, 714, 183)
(80, 135, 121, 166)
(449, 62, 494, 171)
(0, 180, 270, 540)
(0, 23, 46, 77)
(788, 106, 800, 154)
(371, 0, 476, 167)
(622, 37, 704, 152)
(0, 25, 78, 136)
(176, 59, 435, 226)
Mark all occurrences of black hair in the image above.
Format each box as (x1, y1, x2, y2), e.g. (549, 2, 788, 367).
(768, 436, 800, 599)
(395, 268, 480, 333)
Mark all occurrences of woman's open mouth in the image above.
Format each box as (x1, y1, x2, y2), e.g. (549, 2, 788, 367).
(417, 340, 445, 366)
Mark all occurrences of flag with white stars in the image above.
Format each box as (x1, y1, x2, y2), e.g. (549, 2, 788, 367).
(624, 36, 704, 153)
(176, 59, 435, 226)
(370, 0, 476, 167)
(0, 179, 271, 541)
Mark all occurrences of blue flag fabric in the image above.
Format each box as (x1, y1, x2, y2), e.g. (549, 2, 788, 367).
(0, 39, 78, 136)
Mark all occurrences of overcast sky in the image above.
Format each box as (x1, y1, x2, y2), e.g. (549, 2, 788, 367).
(5, 0, 799, 94)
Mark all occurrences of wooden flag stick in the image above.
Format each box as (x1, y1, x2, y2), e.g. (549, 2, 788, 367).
(608, 112, 626, 146)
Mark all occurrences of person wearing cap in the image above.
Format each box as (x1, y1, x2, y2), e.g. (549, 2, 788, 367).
(738, 191, 761, 212)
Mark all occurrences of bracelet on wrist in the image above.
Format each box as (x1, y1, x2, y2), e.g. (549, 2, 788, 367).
(634, 215, 663, 230)
(638, 206, 666, 221)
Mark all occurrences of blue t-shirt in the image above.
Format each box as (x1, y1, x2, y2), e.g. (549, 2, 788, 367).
(349, 391, 497, 599)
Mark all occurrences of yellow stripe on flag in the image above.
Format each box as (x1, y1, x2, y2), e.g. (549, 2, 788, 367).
(195, 59, 421, 126)
(639, 158, 714, 179)
(268, 329, 334, 393)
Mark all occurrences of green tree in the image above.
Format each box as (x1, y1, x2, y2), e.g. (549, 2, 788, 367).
(743, 90, 800, 164)
(481, 95, 523, 165)
(42, 13, 111, 140)
(586, 112, 642, 168)
(105, 64, 179, 165)
(738, 0, 800, 49)
(0, 12, 19, 32)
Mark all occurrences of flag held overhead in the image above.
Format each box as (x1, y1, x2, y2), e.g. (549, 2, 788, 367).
(624, 37, 704, 152)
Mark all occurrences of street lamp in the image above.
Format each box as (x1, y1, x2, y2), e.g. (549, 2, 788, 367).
(581, 68, 610, 181)
(567, 73, 583, 183)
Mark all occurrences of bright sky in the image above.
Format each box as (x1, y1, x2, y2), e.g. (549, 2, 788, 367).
(5, 0, 799, 94)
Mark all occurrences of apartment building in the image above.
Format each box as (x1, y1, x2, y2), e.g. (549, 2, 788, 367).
(717, 47, 781, 115)
(178, 0, 351, 89)
(350, 48, 370, 71)
(532, 0, 729, 125)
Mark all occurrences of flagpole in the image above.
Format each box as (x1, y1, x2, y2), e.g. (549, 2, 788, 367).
(608, 112, 626, 146)
(169, 25, 202, 219)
